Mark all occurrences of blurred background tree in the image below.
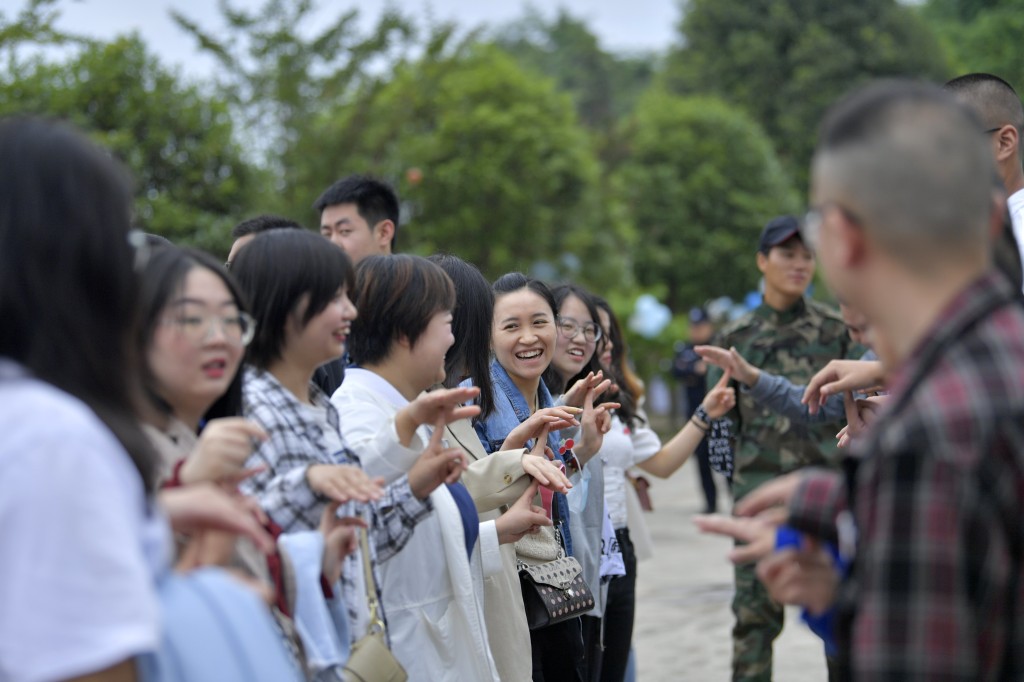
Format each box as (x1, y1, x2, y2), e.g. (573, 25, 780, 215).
(170, 0, 418, 221)
(614, 91, 798, 312)
(4, 0, 1010, 384)
(293, 44, 632, 287)
(922, 0, 1024, 90)
(0, 31, 262, 252)
(663, 0, 950, 190)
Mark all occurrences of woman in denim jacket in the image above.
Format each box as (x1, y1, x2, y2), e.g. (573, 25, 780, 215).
(473, 272, 612, 682)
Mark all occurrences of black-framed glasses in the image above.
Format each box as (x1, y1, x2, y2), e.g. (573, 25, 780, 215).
(985, 127, 1003, 135)
(161, 311, 256, 347)
(557, 316, 602, 343)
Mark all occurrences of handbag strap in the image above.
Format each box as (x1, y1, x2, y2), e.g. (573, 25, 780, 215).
(550, 492, 566, 560)
(358, 527, 386, 636)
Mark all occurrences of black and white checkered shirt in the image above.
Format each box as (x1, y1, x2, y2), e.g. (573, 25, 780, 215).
(240, 366, 432, 641)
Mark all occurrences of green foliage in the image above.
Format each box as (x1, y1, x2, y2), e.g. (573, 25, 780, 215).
(0, 0, 80, 55)
(494, 8, 655, 132)
(0, 35, 263, 253)
(293, 45, 633, 287)
(171, 0, 421, 216)
(664, 0, 950, 191)
(922, 0, 1024, 88)
(615, 90, 799, 311)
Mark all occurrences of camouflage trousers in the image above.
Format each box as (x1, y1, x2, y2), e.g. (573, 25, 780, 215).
(731, 560, 783, 682)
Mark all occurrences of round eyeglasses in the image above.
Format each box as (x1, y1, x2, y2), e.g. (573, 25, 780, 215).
(557, 316, 603, 343)
(162, 311, 256, 347)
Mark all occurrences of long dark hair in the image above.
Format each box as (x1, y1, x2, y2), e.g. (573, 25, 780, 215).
(138, 246, 249, 424)
(231, 229, 355, 370)
(542, 283, 603, 396)
(0, 117, 159, 490)
(593, 296, 643, 429)
(429, 254, 495, 420)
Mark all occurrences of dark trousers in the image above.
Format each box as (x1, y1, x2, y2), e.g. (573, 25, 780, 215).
(581, 615, 603, 681)
(531, 615, 585, 682)
(695, 437, 718, 512)
(600, 528, 637, 682)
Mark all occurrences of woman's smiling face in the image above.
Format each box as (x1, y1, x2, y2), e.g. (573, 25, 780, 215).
(550, 293, 598, 383)
(492, 288, 557, 387)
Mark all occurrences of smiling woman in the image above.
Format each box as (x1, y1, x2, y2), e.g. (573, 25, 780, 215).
(473, 272, 590, 681)
(331, 254, 513, 681)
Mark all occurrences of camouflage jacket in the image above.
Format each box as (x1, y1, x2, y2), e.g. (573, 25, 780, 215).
(707, 297, 863, 500)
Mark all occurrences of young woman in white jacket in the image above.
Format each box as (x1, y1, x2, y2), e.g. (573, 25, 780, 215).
(332, 255, 559, 682)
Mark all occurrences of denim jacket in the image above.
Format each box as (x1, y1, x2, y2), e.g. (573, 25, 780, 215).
(472, 359, 574, 557)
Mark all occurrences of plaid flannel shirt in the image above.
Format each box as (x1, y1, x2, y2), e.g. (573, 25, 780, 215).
(790, 273, 1024, 680)
(239, 366, 432, 642)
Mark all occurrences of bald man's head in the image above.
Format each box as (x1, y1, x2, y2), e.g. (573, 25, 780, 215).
(945, 73, 1024, 131)
(812, 80, 994, 270)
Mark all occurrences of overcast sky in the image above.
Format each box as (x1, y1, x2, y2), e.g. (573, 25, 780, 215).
(51, 0, 681, 79)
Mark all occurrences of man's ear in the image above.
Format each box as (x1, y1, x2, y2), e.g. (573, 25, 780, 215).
(995, 124, 1019, 163)
(756, 250, 768, 275)
(374, 220, 395, 253)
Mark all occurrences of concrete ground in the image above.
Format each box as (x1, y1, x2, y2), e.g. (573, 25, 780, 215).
(632, 456, 829, 681)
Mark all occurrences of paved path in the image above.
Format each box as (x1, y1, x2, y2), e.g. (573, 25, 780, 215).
(632, 457, 829, 681)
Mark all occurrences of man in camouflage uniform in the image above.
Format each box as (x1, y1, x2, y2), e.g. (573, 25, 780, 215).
(707, 215, 859, 681)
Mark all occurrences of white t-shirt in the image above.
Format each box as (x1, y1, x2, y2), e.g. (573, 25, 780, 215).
(1007, 188, 1024, 292)
(0, 363, 164, 682)
(599, 412, 661, 529)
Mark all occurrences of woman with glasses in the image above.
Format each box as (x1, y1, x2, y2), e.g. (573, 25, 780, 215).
(541, 283, 618, 681)
(590, 297, 736, 682)
(137, 243, 379, 679)
(0, 117, 278, 681)
(137, 245, 262, 484)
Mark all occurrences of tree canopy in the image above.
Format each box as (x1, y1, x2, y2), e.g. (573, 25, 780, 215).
(0, 34, 262, 253)
(663, 0, 949, 190)
(293, 45, 628, 286)
(615, 90, 799, 311)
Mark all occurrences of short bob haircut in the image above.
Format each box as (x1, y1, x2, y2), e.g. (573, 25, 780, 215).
(543, 282, 604, 396)
(429, 254, 495, 420)
(0, 116, 159, 490)
(138, 245, 250, 423)
(231, 229, 355, 370)
(349, 254, 456, 366)
(492, 272, 558, 319)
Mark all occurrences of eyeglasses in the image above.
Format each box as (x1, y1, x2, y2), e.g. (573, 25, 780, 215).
(557, 316, 602, 343)
(162, 311, 256, 346)
(985, 127, 1003, 135)
(802, 202, 863, 253)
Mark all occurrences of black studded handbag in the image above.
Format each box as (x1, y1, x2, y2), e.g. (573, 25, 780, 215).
(517, 514, 595, 630)
(518, 554, 594, 630)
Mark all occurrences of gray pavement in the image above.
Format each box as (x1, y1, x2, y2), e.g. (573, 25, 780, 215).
(632, 457, 829, 681)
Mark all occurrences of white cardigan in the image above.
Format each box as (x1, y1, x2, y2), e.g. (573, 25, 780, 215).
(332, 369, 499, 682)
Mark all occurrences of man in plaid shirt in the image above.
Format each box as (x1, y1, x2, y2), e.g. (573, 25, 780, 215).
(709, 81, 1024, 680)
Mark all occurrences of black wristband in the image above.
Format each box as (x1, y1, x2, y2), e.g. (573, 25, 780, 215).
(693, 404, 711, 425)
